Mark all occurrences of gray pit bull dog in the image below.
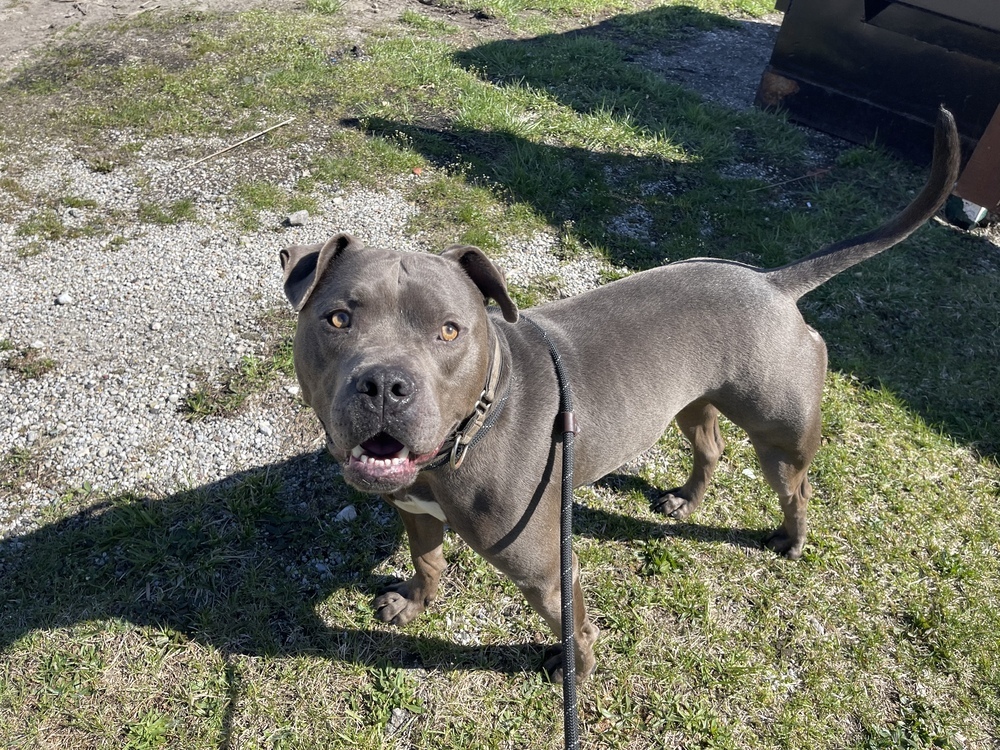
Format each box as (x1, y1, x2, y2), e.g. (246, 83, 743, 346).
(280, 108, 959, 681)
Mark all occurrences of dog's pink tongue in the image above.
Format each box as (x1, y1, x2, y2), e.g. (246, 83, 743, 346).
(361, 433, 406, 457)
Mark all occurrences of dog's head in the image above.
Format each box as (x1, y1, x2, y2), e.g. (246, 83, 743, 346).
(280, 233, 518, 493)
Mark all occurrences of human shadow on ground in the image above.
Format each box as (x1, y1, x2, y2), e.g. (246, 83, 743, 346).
(0, 452, 743, 673)
(0, 453, 511, 671)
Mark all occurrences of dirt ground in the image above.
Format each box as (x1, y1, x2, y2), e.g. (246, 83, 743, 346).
(2, 0, 993, 237)
(0, 0, 432, 71)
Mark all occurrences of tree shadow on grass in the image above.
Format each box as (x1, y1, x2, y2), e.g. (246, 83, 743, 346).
(349, 7, 796, 272)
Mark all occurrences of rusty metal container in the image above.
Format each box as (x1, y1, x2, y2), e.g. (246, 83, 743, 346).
(756, 0, 1000, 210)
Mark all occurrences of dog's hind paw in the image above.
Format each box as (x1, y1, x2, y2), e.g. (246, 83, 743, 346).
(651, 489, 699, 520)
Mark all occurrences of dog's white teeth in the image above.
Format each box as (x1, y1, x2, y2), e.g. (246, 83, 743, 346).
(353, 443, 410, 468)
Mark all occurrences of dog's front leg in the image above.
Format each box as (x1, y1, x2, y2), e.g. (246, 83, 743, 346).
(513, 551, 600, 683)
(374, 507, 446, 626)
(653, 400, 725, 519)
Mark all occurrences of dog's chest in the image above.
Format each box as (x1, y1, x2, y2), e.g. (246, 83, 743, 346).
(391, 494, 448, 523)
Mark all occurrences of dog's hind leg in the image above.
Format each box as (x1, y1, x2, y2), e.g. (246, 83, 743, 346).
(750, 425, 820, 561)
(652, 400, 725, 520)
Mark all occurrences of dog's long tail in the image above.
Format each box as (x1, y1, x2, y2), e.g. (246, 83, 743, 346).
(765, 107, 961, 301)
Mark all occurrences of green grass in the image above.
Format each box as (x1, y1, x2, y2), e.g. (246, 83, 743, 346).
(15, 207, 69, 241)
(183, 312, 296, 420)
(61, 195, 99, 209)
(230, 180, 320, 230)
(2, 385, 997, 747)
(0, 176, 32, 204)
(1, 446, 36, 490)
(0, 1, 998, 748)
(5, 187, 108, 253)
(306, 0, 344, 15)
(137, 198, 196, 225)
(400, 9, 461, 34)
(3, 348, 57, 379)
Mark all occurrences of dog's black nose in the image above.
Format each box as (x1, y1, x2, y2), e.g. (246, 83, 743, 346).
(356, 367, 416, 409)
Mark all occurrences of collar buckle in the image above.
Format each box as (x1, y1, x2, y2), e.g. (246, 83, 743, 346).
(449, 387, 494, 469)
(426, 334, 506, 472)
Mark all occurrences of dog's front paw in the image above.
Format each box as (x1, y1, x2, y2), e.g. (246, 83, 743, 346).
(651, 489, 698, 520)
(542, 646, 597, 684)
(374, 582, 429, 626)
(763, 529, 804, 560)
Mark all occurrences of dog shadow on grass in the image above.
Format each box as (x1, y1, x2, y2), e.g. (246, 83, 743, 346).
(0, 452, 730, 679)
(0, 453, 516, 675)
(585, 472, 766, 552)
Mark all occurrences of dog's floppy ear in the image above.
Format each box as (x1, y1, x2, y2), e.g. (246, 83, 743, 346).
(279, 233, 360, 311)
(441, 244, 519, 323)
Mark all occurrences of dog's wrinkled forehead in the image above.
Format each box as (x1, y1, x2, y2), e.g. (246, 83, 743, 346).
(310, 247, 486, 318)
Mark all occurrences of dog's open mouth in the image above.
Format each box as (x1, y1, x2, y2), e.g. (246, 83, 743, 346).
(351, 433, 411, 467)
(344, 432, 434, 490)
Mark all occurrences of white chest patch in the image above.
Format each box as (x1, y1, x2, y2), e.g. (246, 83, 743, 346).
(392, 494, 448, 523)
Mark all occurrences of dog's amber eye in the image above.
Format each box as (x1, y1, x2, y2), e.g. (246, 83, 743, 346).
(440, 322, 459, 342)
(329, 311, 351, 329)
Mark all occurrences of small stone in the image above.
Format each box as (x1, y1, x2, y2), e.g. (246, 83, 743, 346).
(386, 707, 409, 736)
(55, 293, 74, 305)
(285, 384, 300, 397)
(286, 210, 309, 227)
(26, 431, 39, 444)
(741, 468, 757, 480)
(335, 505, 357, 523)
(29, 340, 44, 349)
(257, 422, 273, 437)
(150, 322, 162, 331)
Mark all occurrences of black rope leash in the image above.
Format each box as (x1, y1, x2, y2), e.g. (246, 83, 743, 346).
(520, 313, 579, 750)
